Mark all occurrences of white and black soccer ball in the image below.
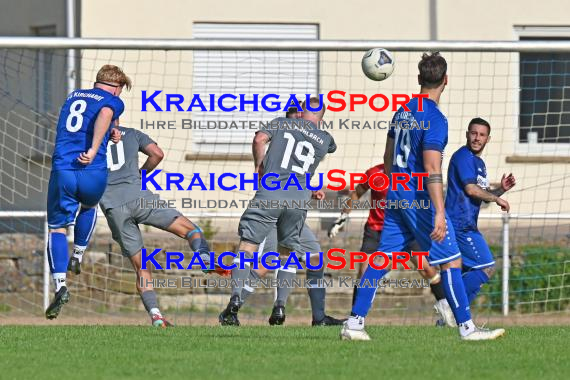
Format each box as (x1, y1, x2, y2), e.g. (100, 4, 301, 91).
(361, 48, 395, 81)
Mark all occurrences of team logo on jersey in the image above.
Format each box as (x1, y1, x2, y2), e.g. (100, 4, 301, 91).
(477, 174, 489, 189)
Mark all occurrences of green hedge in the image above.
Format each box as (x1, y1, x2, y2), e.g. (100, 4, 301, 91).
(477, 245, 570, 313)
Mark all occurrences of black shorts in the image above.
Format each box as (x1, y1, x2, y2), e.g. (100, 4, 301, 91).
(360, 222, 382, 254)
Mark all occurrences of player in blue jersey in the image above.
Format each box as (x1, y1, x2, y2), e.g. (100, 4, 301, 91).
(45, 65, 131, 319)
(446, 117, 515, 309)
(341, 53, 505, 341)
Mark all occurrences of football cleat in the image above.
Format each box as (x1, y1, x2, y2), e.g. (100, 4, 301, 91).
(434, 299, 456, 327)
(45, 286, 70, 320)
(151, 314, 174, 328)
(67, 256, 81, 275)
(461, 326, 505, 341)
(268, 302, 286, 326)
(435, 318, 446, 327)
(312, 315, 347, 326)
(219, 295, 241, 326)
(340, 315, 371, 341)
(200, 253, 231, 277)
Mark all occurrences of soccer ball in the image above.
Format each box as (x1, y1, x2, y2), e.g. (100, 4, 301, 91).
(361, 48, 395, 81)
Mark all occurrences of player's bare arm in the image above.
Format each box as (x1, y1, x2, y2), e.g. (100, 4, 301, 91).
(489, 173, 516, 197)
(464, 183, 510, 212)
(423, 149, 446, 242)
(140, 143, 164, 172)
(252, 131, 270, 174)
(77, 107, 115, 165)
(383, 136, 395, 177)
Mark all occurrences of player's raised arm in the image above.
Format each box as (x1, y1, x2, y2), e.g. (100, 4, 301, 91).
(465, 183, 510, 212)
(423, 149, 446, 242)
(490, 173, 516, 197)
(140, 143, 164, 172)
(383, 136, 395, 177)
(78, 107, 114, 165)
(252, 131, 270, 175)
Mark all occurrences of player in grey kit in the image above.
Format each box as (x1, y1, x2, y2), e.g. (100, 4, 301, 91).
(238, 101, 343, 326)
(68, 124, 229, 327)
(219, 97, 337, 326)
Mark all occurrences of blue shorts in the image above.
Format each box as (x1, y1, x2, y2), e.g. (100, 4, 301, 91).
(455, 230, 495, 269)
(378, 206, 460, 265)
(47, 169, 108, 229)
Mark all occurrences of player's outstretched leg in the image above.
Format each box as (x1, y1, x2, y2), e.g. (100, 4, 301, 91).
(167, 217, 230, 276)
(340, 265, 390, 341)
(440, 259, 504, 340)
(46, 230, 71, 319)
(67, 206, 97, 275)
(130, 250, 173, 327)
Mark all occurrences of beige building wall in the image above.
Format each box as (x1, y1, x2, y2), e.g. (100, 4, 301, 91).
(77, 0, 570, 218)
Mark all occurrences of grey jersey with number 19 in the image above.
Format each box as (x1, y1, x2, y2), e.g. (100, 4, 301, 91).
(255, 117, 336, 203)
(99, 126, 156, 210)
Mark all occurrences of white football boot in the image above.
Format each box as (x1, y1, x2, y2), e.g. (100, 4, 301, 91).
(434, 299, 456, 327)
(461, 326, 505, 341)
(340, 315, 371, 341)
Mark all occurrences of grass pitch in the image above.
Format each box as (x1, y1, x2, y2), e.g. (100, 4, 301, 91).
(1, 326, 568, 379)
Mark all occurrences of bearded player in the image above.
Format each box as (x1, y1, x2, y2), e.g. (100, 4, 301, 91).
(446, 117, 515, 308)
(219, 97, 336, 326)
(45, 65, 130, 319)
(341, 52, 505, 341)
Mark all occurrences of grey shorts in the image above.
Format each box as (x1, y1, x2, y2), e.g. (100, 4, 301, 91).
(258, 224, 320, 261)
(103, 196, 182, 257)
(238, 206, 307, 252)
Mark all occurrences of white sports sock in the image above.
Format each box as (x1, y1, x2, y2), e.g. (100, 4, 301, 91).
(459, 319, 476, 337)
(53, 273, 66, 292)
(73, 245, 86, 263)
(347, 315, 365, 330)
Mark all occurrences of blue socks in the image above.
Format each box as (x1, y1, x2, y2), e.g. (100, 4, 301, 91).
(48, 232, 68, 274)
(351, 267, 388, 317)
(462, 269, 490, 304)
(74, 207, 97, 249)
(441, 268, 472, 324)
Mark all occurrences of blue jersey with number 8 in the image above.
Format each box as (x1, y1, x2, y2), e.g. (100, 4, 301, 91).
(387, 97, 448, 200)
(52, 88, 124, 171)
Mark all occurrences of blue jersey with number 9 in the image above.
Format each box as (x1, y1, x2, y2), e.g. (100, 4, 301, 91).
(52, 88, 124, 170)
(387, 97, 448, 200)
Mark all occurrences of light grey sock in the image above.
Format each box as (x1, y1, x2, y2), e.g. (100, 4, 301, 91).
(276, 262, 296, 305)
(307, 269, 326, 321)
(240, 270, 260, 305)
(140, 290, 159, 313)
(231, 254, 252, 299)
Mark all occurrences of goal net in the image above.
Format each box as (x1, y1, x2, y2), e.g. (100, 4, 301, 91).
(0, 40, 569, 325)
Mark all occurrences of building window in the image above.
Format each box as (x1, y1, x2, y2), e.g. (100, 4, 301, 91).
(518, 30, 570, 149)
(192, 23, 319, 155)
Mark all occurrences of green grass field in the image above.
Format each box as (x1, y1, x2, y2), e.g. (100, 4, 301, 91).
(1, 326, 568, 379)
